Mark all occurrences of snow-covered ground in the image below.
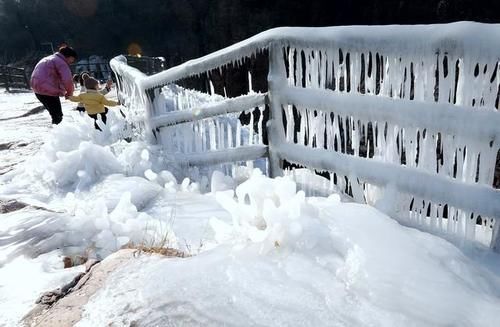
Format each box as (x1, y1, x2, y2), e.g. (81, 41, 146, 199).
(1, 88, 500, 326)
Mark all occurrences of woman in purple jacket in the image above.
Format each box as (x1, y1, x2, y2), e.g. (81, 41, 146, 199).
(30, 47, 77, 124)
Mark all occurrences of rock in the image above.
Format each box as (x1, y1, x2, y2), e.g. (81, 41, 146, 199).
(0, 199, 28, 213)
(84, 258, 100, 272)
(62, 257, 72, 269)
(22, 249, 136, 327)
(35, 272, 85, 306)
(0, 199, 61, 214)
(62, 255, 88, 269)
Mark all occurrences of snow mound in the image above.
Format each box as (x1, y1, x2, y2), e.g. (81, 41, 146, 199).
(78, 172, 500, 326)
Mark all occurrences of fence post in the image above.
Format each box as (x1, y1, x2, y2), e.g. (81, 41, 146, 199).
(492, 220, 500, 252)
(23, 68, 29, 89)
(6, 67, 12, 92)
(0, 66, 4, 90)
(266, 44, 287, 178)
(143, 86, 159, 144)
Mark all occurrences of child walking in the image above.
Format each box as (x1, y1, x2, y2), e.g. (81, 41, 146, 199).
(67, 75, 119, 130)
(72, 72, 113, 112)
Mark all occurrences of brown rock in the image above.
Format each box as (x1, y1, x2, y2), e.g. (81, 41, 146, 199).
(22, 249, 136, 327)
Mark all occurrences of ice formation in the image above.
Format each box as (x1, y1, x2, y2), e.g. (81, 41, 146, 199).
(111, 22, 500, 248)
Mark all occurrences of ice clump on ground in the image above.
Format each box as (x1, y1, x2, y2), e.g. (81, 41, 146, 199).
(0, 109, 185, 261)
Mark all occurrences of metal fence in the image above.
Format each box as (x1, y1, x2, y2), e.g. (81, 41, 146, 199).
(71, 60, 114, 81)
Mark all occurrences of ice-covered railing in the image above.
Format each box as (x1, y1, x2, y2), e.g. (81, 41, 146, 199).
(113, 43, 271, 175)
(111, 22, 500, 251)
(110, 55, 149, 129)
(151, 84, 268, 175)
(268, 22, 500, 250)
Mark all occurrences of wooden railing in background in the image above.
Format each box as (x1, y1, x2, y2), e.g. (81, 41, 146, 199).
(0, 65, 30, 92)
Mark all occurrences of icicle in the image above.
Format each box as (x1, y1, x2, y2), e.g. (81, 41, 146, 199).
(350, 176, 365, 203)
(216, 119, 223, 149)
(193, 123, 199, 152)
(338, 174, 346, 196)
(336, 50, 343, 93)
(333, 114, 341, 152)
(352, 118, 359, 157)
(306, 51, 312, 88)
(434, 204, 443, 232)
(465, 211, 476, 240)
(342, 116, 348, 153)
(299, 107, 306, 146)
(248, 71, 253, 92)
(478, 142, 497, 184)
(288, 47, 295, 86)
(297, 49, 303, 88)
(200, 120, 206, 152)
(329, 48, 337, 91)
(226, 120, 232, 148)
(236, 120, 241, 147)
(209, 119, 217, 150)
(209, 79, 215, 96)
(312, 49, 319, 88)
(351, 51, 359, 93)
(346, 50, 353, 93)
(285, 104, 294, 142)
(257, 105, 264, 144)
(319, 49, 326, 89)
(249, 109, 255, 145)
(325, 49, 332, 89)
(428, 202, 437, 230)
(447, 206, 455, 234)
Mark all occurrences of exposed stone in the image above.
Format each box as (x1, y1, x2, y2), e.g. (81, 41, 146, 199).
(21, 248, 188, 326)
(21, 250, 137, 327)
(62, 255, 88, 269)
(0, 199, 28, 213)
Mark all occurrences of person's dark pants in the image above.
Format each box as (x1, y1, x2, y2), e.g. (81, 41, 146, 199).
(35, 94, 63, 124)
(88, 108, 109, 131)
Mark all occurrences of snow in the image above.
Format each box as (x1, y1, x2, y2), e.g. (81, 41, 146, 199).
(2, 21, 500, 326)
(0, 251, 84, 327)
(0, 90, 47, 175)
(77, 171, 500, 327)
(1, 87, 500, 326)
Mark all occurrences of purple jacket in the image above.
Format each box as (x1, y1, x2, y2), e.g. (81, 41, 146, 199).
(30, 53, 74, 97)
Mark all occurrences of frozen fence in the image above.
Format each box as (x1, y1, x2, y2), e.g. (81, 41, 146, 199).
(111, 22, 500, 251)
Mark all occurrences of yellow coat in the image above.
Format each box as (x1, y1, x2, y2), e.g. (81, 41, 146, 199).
(68, 90, 119, 115)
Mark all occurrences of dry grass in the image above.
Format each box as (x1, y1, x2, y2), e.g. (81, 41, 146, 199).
(124, 206, 190, 258)
(128, 244, 189, 258)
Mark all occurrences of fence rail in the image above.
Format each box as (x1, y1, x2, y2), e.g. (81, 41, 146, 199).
(111, 22, 500, 252)
(150, 93, 267, 128)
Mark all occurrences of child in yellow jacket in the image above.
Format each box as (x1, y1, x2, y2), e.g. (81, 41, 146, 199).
(67, 75, 119, 130)
(72, 72, 113, 112)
